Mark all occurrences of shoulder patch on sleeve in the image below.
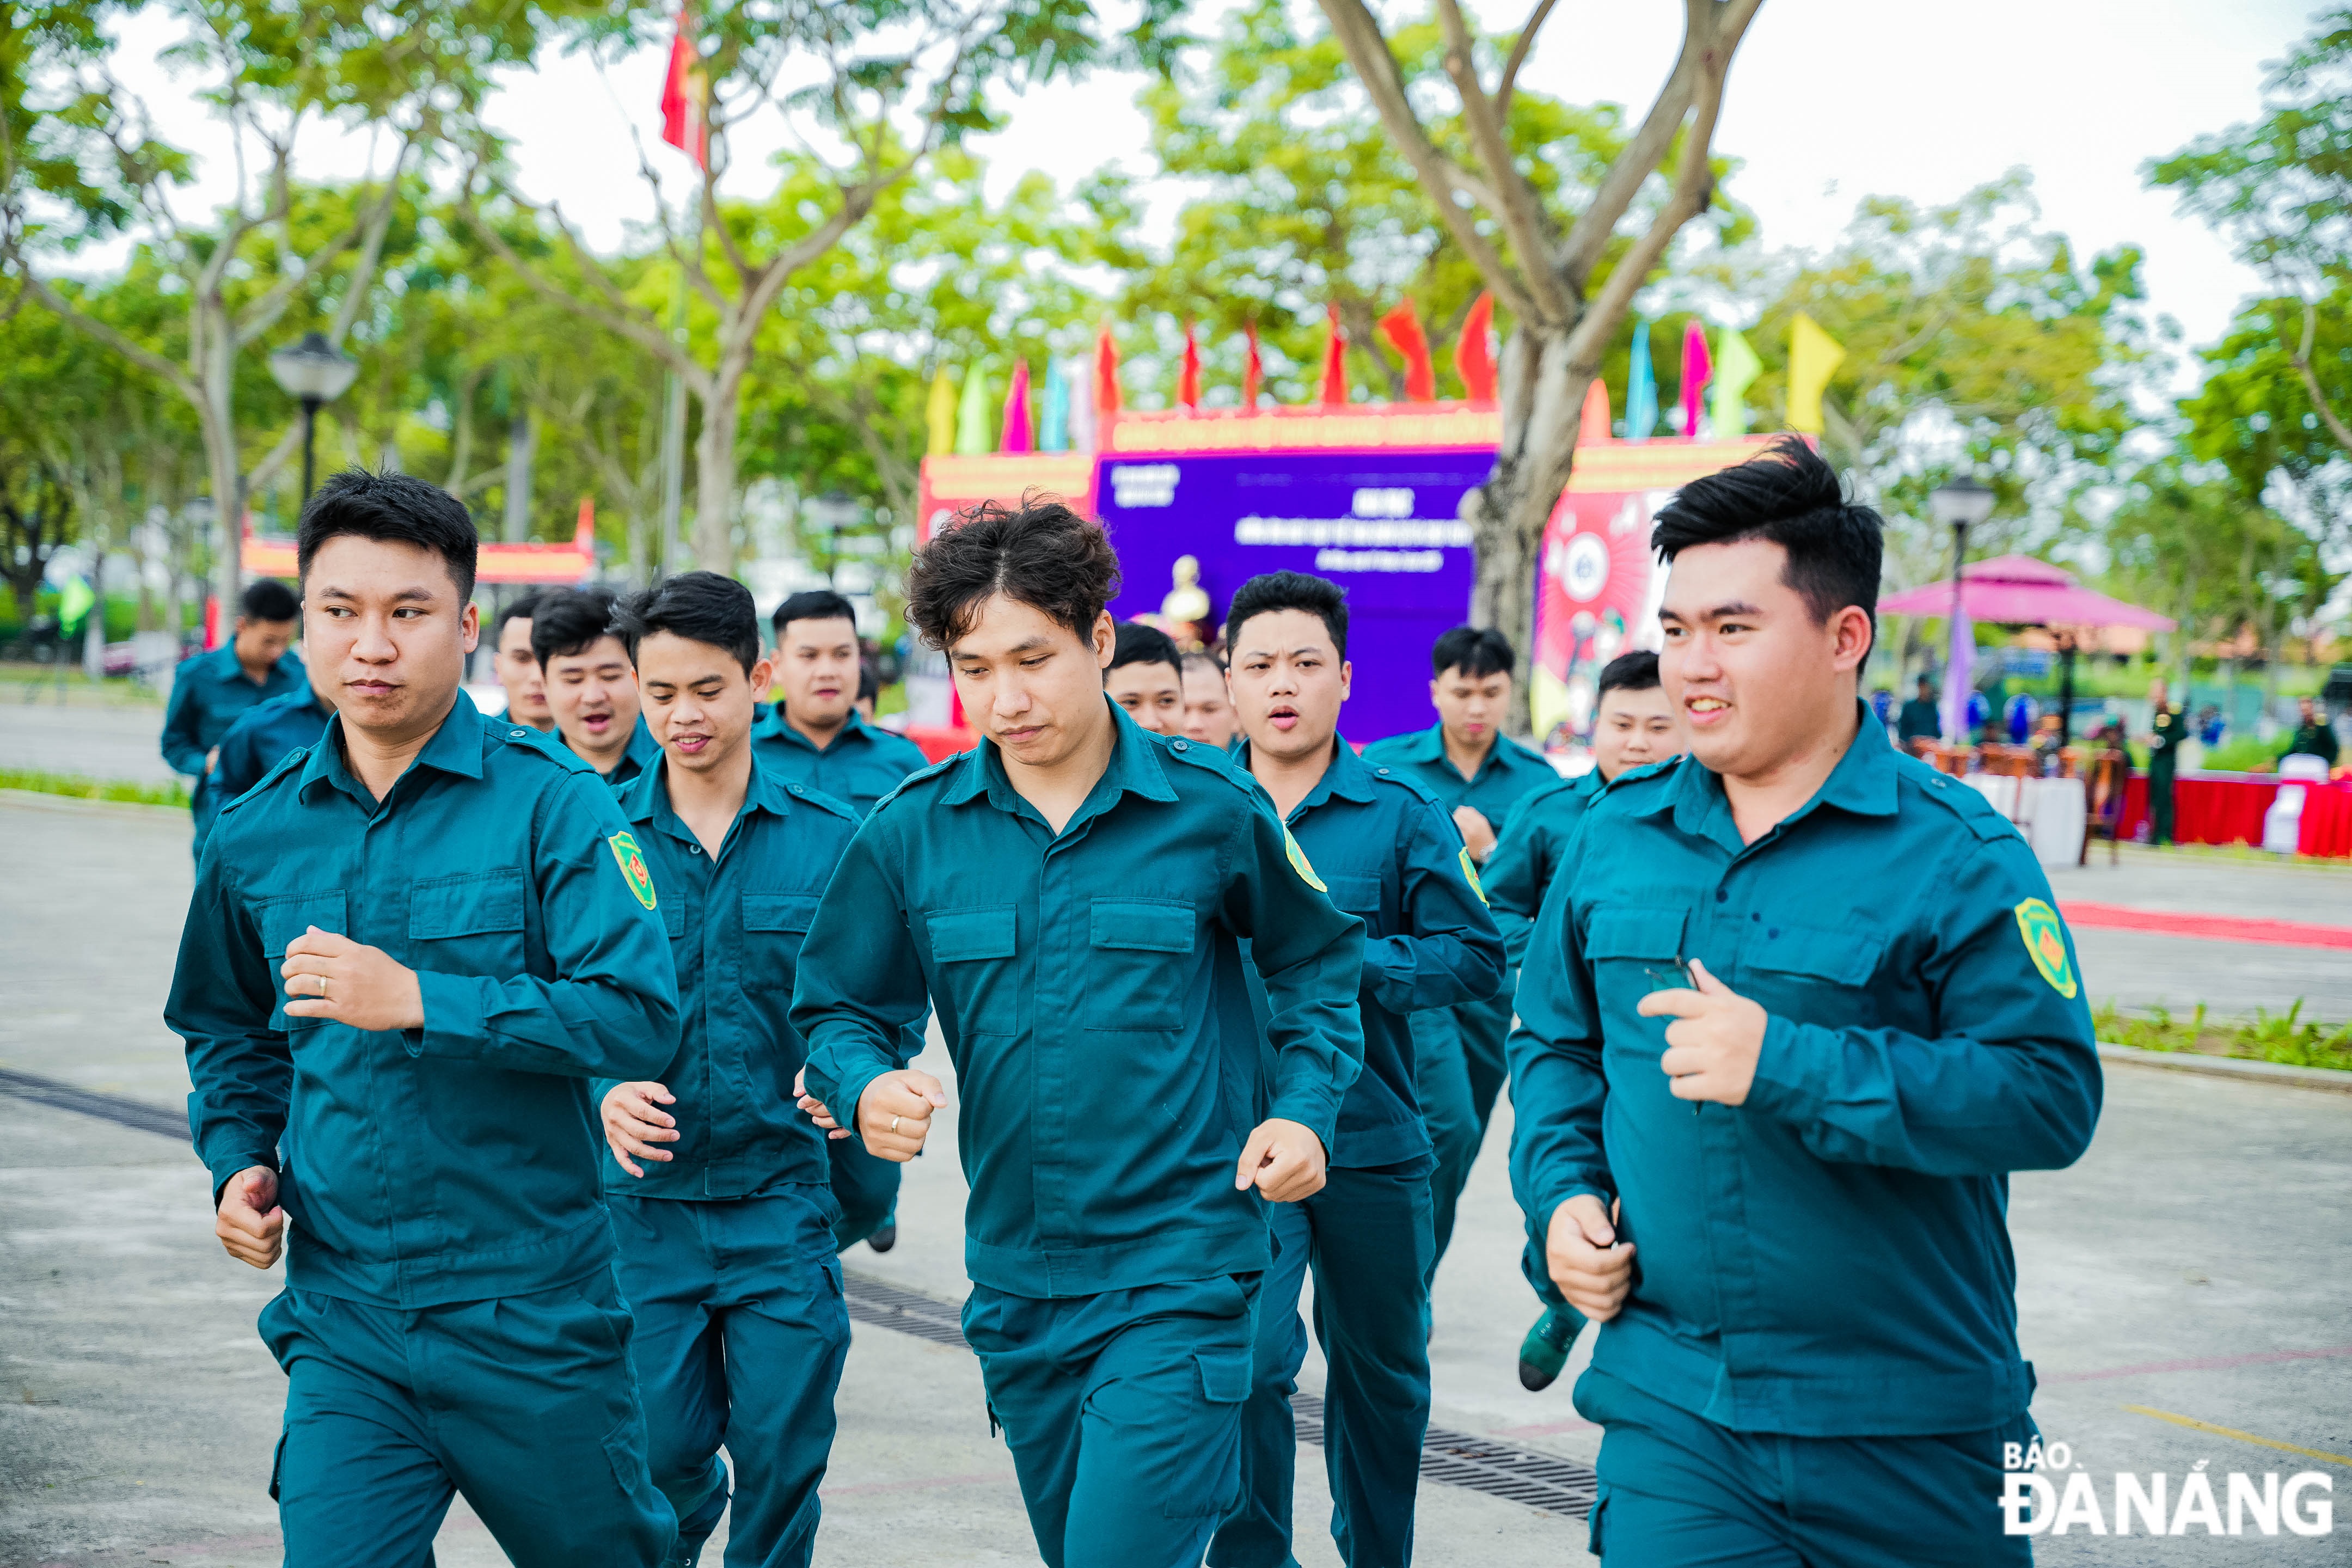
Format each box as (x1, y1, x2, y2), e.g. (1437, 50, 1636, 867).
(1457, 845, 1487, 903)
(607, 830, 659, 910)
(1283, 825, 1329, 892)
(2014, 897, 2078, 998)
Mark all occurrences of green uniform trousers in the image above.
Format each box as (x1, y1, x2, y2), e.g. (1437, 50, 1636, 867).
(1210, 1159, 1433, 1568)
(963, 1273, 1259, 1568)
(825, 1135, 900, 1252)
(1412, 979, 1514, 1270)
(1577, 1368, 2034, 1567)
(259, 1270, 676, 1568)
(609, 1190, 849, 1568)
(2148, 764, 2176, 846)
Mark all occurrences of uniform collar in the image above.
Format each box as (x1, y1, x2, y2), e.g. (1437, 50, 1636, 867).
(755, 705, 873, 755)
(614, 715, 662, 778)
(626, 749, 797, 836)
(204, 644, 287, 684)
(1660, 701, 1900, 842)
(300, 688, 486, 803)
(1400, 720, 1535, 783)
(1235, 732, 1378, 815)
(941, 697, 1179, 818)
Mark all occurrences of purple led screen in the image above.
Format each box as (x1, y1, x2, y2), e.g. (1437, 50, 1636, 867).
(1097, 449, 1498, 744)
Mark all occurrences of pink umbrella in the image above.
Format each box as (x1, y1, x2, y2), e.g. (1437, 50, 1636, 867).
(1879, 554, 2177, 630)
(1879, 556, 2175, 745)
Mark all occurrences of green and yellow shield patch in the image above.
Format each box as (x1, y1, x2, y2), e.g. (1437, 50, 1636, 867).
(609, 831, 658, 912)
(1283, 826, 1328, 893)
(1459, 846, 1487, 904)
(2013, 897, 2075, 999)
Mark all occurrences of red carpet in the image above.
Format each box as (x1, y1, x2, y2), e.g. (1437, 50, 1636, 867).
(2060, 901, 2352, 951)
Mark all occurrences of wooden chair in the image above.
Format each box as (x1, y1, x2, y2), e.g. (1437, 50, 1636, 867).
(2079, 749, 2129, 865)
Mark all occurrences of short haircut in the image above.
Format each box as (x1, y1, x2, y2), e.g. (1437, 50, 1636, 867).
(1226, 571, 1349, 658)
(1181, 650, 1224, 679)
(773, 588, 859, 638)
(1108, 620, 1183, 682)
(1432, 624, 1512, 679)
(297, 469, 479, 601)
(617, 571, 762, 675)
(530, 587, 621, 667)
(494, 590, 544, 647)
(904, 494, 1119, 650)
(1596, 649, 1661, 698)
(1650, 436, 1884, 635)
(241, 579, 298, 623)
(857, 659, 880, 702)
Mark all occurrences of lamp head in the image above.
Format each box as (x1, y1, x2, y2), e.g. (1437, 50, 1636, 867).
(1928, 474, 1996, 530)
(268, 331, 360, 404)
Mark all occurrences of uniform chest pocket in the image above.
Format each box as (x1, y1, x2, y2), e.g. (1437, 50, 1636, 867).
(739, 891, 819, 992)
(1086, 898, 1195, 1031)
(1586, 907, 1688, 1040)
(257, 890, 348, 1033)
(1322, 873, 1385, 922)
(407, 867, 528, 979)
(1743, 922, 1887, 1016)
(924, 905, 1020, 1028)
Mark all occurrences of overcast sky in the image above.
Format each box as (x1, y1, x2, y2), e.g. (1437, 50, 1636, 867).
(101, 0, 2323, 365)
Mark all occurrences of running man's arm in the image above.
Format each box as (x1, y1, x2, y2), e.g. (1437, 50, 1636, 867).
(791, 822, 928, 1126)
(1505, 826, 1615, 1245)
(1362, 797, 1505, 1015)
(166, 841, 291, 1202)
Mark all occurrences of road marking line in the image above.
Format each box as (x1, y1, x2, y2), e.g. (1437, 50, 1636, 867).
(2123, 1405, 2352, 1468)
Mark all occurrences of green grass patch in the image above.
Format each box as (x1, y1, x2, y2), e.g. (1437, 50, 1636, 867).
(2094, 998, 2352, 1073)
(0, 768, 189, 808)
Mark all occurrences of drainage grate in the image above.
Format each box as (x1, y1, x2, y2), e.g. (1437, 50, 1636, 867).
(846, 1273, 1596, 1520)
(0, 1067, 188, 1140)
(842, 1270, 972, 1350)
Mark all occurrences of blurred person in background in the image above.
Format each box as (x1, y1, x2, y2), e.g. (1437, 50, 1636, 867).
(162, 577, 304, 855)
(209, 657, 338, 806)
(2290, 695, 2338, 765)
(491, 590, 553, 732)
(534, 587, 658, 789)
(1181, 650, 1240, 751)
(1105, 620, 1185, 736)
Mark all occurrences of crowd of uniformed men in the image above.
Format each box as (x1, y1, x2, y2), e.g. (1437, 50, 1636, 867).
(162, 438, 2102, 1568)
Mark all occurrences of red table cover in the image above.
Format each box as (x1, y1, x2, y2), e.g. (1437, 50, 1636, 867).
(2298, 780, 2352, 859)
(2116, 773, 2277, 848)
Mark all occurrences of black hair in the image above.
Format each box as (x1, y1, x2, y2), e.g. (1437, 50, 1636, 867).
(1432, 624, 1512, 679)
(1226, 571, 1349, 658)
(618, 570, 762, 675)
(1650, 436, 1884, 637)
(773, 588, 859, 638)
(1596, 649, 1661, 698)
(494, 590, 544, 647)
(1107, 620, 1183, 682)
(857, 659, 880, 703)
(240, 579, 299, 623)
(904, 493, 1119, 649)
(1180, 650, 1224, 678)
(296, 469, 479, 601)
(530, 587, 622, 667)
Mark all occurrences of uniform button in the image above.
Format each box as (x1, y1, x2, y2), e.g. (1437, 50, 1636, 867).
(789, 784, 803, 794)
(1768, 928, 1779, 939)
(690, 844, 701, 854)
(1377, 767, 1391, 775)
(1752, 912, 1761, 922)
(1716, 888, 1728, 903)
(510, 728, 527, 739)
(1171, 739, 1189, 751)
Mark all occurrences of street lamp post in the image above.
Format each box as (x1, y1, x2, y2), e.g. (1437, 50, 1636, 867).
(811, 489, 860, 587)
(267, 332, 361, 507)
(1928, 475, 1996, 744)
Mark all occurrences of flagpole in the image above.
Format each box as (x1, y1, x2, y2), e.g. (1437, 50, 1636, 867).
(656, 264, 686, 584)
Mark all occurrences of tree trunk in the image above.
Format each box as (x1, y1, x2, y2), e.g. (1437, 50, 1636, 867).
(692, 354, 749, 573)
(195, 295, 244, 622)
(1463, 325, 1594, 736)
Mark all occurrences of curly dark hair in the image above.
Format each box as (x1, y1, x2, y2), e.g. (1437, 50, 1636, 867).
(904, 493, 1120, 650)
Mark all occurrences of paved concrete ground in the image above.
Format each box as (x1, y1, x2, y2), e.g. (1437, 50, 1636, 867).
(3, 793, 2349, 1563)
(0, 695, 185, 789)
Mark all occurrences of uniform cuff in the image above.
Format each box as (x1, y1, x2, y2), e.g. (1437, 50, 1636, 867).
(803, 1038, 895, 1136)
(411, 970, 489, 1059)
(1268, 1081, 1345, 1155)
(1744, 1013, 1828, 1128)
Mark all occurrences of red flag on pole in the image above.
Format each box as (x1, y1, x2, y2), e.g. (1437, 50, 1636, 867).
(1178, 322, 1202, 411)
(1243, 322, 1263, 409)
(659, 6, 708, 170)
(1318, 304, 1350, 407)
(1093, 323, 1122, 420)
(1456, 292, 1497, 403)
(1377, 301, 1436, 402)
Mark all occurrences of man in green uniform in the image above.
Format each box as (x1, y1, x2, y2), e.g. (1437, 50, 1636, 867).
(492, 590, 554, 732)
(2145, 676, 2184, 846)
(1483, 649, 1685, 1393)
(792, 499, 1366, 1568)
(1895, 675, 1940, 747)
(1510, 440, 2101, 1564)
(210, 659, 336, 805)
(161, 578, 305, 852)
(2289, 695, 2338, 767)
(750, 586, 929, 1255)
(166, 471, 682, 1566)
(535, 586, 660, 789)
(597, 571, 866, 1568)
(1105, 619, 1186, 736)
(1210, 571, 1502, 1568)
(1362, 625, 1560, 1267)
